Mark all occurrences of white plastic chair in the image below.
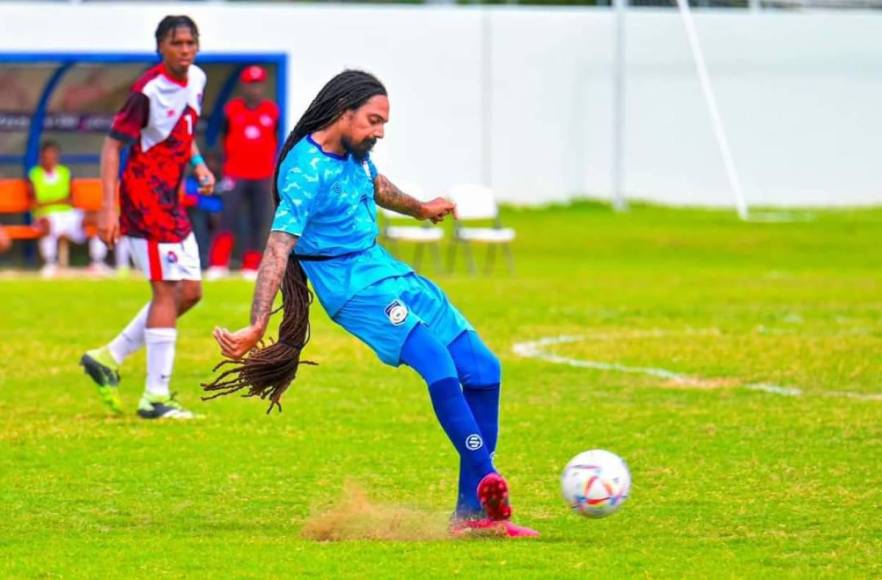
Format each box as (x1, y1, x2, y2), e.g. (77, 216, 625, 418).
(379, 181, 444, 271)
(445, 184, 515, 274)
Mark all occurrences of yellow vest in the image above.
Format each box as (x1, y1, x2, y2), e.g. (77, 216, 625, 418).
(29, 165, 72, 218)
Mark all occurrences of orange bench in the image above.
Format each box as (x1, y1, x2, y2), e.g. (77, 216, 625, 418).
(1, 177, 105, 265)
(0, 179, 41, 240)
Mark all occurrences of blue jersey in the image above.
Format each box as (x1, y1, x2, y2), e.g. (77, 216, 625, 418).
(271, 135, 412, 315)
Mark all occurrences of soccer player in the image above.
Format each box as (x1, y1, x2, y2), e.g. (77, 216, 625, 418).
(206, 65, 279, 281)
(206, 70, 538, 538)
(28, 141, 108, 278)
(80, 15, 214, 419)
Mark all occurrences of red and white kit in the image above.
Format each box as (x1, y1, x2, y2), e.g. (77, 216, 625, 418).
(109, 63, 206, 281)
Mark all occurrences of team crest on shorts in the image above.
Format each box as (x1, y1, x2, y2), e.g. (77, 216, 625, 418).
(166, 250, 178, 264)
(384, 299, 409, 326)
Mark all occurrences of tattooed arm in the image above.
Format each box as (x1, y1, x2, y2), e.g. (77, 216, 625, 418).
(374, 174, 456, 224)
(250, 231, 298, 332)
(213, 231, 298, 358)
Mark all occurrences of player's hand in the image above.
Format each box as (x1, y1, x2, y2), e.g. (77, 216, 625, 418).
(419, 198, 456, 224)
(194, 164, 216, 195)
(97, 206, 120, 248)
(213, 324, 263, 360)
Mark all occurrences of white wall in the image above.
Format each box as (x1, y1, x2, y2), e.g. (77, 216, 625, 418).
(1, 3, 880, 208)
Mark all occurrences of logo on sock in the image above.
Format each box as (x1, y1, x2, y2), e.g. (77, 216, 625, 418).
(465, 434, 484, 451)
(384, 299, 408, 326)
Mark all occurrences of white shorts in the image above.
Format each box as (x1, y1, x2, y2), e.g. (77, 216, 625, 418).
(126, 233, 202, 282)
(44, 210, 88, 243)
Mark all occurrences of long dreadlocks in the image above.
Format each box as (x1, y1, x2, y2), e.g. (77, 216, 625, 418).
(202, 70, 388, 413)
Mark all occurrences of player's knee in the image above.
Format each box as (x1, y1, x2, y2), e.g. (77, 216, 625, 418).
(180, 283, 202, 310)
(465, 348, 501, 390)
(478, 348, 502, 387)
(151, 282, 177, 304)
(450, 331, 502, 388)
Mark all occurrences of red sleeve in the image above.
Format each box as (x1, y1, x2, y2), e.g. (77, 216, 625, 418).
(109, 92, 149, 144)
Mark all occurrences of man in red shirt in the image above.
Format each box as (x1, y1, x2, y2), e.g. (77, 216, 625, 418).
(80, 15, 215, 420)
(206, 65, 279, 280)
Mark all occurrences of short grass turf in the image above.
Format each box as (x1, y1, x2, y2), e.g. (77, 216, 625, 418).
(1, 202, 880, 578)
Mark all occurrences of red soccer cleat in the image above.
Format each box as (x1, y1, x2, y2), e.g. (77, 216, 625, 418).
(500, 520, 541, 538)
(450, 518, 540, 539)
(477, 473, 512, 521)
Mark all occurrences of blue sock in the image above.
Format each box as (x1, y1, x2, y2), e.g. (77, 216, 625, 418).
(427, 377, 495, 478)
(448, 331, 502, 517)
(399, 325, 495, 484)
(456, 386, 499, 514)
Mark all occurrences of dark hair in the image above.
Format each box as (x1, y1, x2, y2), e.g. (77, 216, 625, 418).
(40, 140, 60, 153)
(272, 70, 387, 205)
(202, 70, 387, 413)
(154, 15, 199, 52)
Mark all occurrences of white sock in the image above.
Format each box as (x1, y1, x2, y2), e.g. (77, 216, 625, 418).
(145, 328, 177, 398)
(107, 304, 150, 365)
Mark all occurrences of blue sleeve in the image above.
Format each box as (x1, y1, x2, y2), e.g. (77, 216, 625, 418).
(271, 161, 320, 237)
(366, 157, 378, 181)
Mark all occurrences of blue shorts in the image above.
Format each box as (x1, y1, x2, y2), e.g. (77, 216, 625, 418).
(333, 273, 474, 366)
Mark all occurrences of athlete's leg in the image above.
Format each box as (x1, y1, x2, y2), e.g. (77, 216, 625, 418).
(145, 280, 178, 396)
(399, 275, 528, 527)
(448, 330, 502, 517)
(105, 304, 149, 365)
(399, 323, 496, 483)
(101, 279, 199, 368)
(176, 279, 202, 317)
(147, 280, 178, 327)
(134, 280, 192, 419)
(334, 276, 529, 531)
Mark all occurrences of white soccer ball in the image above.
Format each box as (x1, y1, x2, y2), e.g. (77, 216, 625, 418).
(561, 449, 631, 518)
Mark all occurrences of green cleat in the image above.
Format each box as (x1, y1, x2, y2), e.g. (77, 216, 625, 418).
(80, 347, 123, 415)
(137, 393, 197, 420)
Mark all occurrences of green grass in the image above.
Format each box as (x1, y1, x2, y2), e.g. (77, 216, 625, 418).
(1, 202, 880, 578)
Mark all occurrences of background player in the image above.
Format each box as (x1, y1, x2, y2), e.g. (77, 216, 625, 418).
(206, 70, 538, 538)
(206, 65, 279, 280)
(80, 15, 215, 419)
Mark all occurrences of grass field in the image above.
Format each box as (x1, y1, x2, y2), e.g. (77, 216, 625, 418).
(1, 202, 880, 578)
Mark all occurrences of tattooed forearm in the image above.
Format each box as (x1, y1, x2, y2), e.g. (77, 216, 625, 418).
(250, 231, 298, 331)
(374, 174, 424, 219)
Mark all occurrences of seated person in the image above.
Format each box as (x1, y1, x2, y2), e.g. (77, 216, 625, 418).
(28, 141, 108, 277)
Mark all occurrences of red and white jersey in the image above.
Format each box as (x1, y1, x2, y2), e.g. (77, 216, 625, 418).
(110, 64, 206, 242)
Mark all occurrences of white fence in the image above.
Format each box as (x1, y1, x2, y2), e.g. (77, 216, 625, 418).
(1, 3, 880, 207)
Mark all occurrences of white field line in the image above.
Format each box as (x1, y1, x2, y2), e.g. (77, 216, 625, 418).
(512, 331, 882, 402)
